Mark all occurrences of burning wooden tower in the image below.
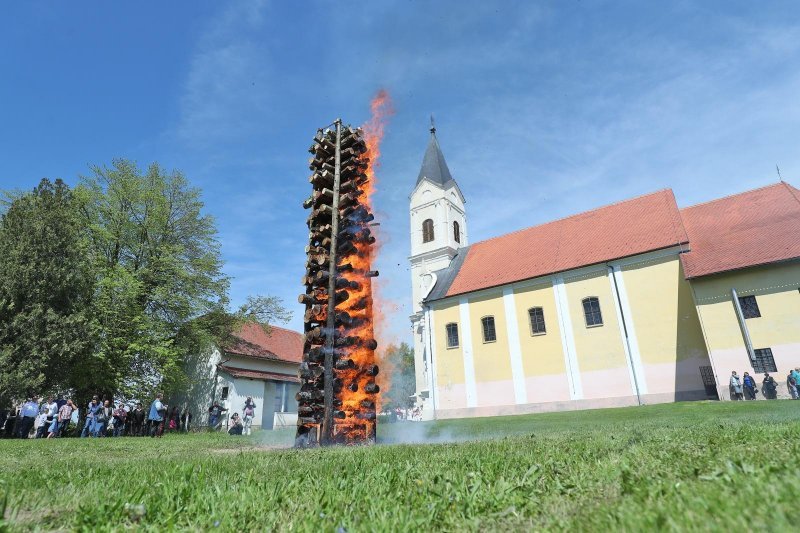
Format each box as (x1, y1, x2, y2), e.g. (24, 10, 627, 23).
(296, 120, 380, 447)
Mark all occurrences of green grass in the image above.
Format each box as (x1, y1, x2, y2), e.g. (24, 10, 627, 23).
(1, 401, 799, 531)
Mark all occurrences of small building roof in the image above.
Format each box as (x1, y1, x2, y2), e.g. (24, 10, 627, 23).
(680, 182, 800, 278)
(224, 323, 303, 364)
(217, 364, 300, 383)
(433, 189, 688, 299)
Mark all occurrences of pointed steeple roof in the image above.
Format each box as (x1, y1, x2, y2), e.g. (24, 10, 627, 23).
(416, 125, 456, 188)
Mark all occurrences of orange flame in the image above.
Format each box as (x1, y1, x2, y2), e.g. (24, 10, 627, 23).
(333, 89, 393, 441)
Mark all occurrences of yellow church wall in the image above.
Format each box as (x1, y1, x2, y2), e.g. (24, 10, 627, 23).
(512, 282, 565, 376)
(431, 300, 467, 410)
(467, 292, 516, 406)
(621, 255, 711, 395)
(563, 270, 630, 399)
(512, 281, 572, 403)
(691, 261, 800, 399)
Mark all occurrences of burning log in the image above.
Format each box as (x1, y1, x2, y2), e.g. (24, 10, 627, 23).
(296, 118, 380, 448)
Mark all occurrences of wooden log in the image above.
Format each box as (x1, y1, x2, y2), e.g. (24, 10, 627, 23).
(364, 383, 380, 394)
(365, 364, 379, 376)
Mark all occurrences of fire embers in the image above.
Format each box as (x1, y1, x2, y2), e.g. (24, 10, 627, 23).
(295, 124, 379, 447)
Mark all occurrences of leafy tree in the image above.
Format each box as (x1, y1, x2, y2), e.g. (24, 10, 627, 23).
(0, 179, 94, 400)
(76, 159, 233, 401)
(380, 342, 416, 410)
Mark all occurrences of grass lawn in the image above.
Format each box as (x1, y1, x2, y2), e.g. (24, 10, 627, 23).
(1, 400, 799, 531)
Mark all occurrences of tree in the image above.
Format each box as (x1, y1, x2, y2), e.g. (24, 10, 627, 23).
(76, 159, 233, 401)
(0, 179, 94, 400)
(380, 342, 416, 410)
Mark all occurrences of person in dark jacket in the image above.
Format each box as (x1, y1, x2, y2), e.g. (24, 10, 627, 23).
(130, 403, 146, 436)
(762, 373, 778, 399)
(742, 372, 757, 400)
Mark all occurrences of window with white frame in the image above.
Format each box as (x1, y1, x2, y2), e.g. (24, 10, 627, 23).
(582, 297, 603, 327)
(481, 316, 497, 343)
(445, 323, 459, 348)
(528, 307, 546, 335)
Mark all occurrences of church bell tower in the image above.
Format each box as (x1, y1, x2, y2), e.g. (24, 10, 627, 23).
(409, 124, 467, 414)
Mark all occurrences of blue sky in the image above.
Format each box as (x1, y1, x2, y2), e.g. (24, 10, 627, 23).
(2, 1, 799, 346)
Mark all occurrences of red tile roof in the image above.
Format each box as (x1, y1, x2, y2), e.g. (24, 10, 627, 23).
(217, 364, 300, 383)
(224, 323, 303, 364)
(680, 182, 800, 278)
(445, 189, 689, 297)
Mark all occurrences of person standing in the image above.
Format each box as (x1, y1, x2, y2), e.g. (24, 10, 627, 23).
(208, 402, 227, 430)
(34, 406, 49, 438)
(181, 409, 193, 432)
(49, 399, 74, 438)
(148, 393, 167, 438)
(762, 373, 778, 400)
(168, 406, 180, 432)
(788, 371, 799, 400)
(94, 400, 112, 437)
(81, 396, 101, 437)
(243, 397, 256, 436)
(112, 403, 128, 437)
(742, 372, 757, 400)
(16, 396, 39, 438)
(129, 403, 145, 436)
(729, 371, 744, 401)
(44, 397, 58, 433)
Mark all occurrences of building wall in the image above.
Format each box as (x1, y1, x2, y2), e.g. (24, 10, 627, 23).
(622, 255, 711, 398)
(564, 269, 630, 399)
(512, 280, 571, 404)
(179, 348, 299, 429)
(690, 261, 800, 399)
(431, 300, 466, 409)
(468, 291, 515, 407)
(427, 249, 718, 419)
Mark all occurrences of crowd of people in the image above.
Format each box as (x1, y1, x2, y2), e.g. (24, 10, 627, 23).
(0, 392, 195, 439)
(729, 368, 800, 400)
(1, 393, 262, 439)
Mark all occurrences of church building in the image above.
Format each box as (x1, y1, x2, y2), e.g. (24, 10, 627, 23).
(409, 127, 800, 420)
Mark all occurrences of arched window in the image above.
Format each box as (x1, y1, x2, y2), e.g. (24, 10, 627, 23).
(582, 297, 603, 327)
(453, 220, 461, 243)
(481, 316, 496, 343)
(528, 307, 546, 335)
(445, 323, 459, 348)
(422, 219, 434, 243)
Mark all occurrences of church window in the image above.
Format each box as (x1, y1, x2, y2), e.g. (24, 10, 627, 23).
(752, 348, 777, 373)
(528, 307, 546, 335)
(738, 295, 760, 319)
(221, 386, 229, 401)
(582, 297, 603, 327)
(445, 323, 459, 348)
(481, 316, 497, 343)
(422, 219, 434, 243)
(453, 221, 461, 243)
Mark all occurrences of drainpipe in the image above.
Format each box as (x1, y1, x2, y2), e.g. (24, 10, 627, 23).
(607, 264, 643, 406)
(730, 288, 756, 364)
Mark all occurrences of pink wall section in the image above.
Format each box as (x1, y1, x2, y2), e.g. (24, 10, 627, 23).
(525, 374, 571, 403)
(580, 366, 633, 399)
(475, 380, 516, 407)
(436, 383, 467, 410)
(641, 356, 711, 394)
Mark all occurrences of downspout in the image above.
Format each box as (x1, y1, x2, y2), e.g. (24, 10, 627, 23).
(607, 264, 643, 406)
(730, 288, 756, 364)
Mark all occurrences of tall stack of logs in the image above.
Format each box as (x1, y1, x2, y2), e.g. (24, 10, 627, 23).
(295, 120, 380, 447)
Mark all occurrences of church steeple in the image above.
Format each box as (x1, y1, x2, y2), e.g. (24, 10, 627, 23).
(416, 125, 455, 188)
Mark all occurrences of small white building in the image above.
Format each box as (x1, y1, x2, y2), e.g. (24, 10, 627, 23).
(181, 323, 302, 430)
